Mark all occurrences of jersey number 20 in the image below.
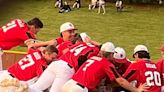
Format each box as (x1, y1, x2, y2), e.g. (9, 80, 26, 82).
(145, 71, 161, 86)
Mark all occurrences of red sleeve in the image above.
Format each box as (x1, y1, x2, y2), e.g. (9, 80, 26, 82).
(36, 59, 47, 77)
(36, 65, 44, 77)
(156, 59, 163, 71)
(56, 37, 64, 45)
(104, 62, 120, 81)
(156, 59, 164, 85)
(123, 63, 138, 81)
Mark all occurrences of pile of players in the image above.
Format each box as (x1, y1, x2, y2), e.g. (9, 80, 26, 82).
(0, 18, 163, 92)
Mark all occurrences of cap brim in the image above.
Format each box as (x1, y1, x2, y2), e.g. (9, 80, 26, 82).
(114, 58, 128, 63)
(67, 28, 78, 31)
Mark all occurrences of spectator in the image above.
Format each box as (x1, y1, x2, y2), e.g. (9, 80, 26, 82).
(59, 1, 71, 13)
(72, 0, 81, 9)
(98, 0, 106, 14)
(89, 0, 98, 10)
(115, 0, 123, 12)
(55, 0, 63, 8)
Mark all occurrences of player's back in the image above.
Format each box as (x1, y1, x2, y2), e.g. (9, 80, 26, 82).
(59, 42, 99, 71)
(124, 59, 161, 92)
(0, 19, 35, 50)
(72, 56, 116, 89)
(8, 49, 47, 81)
(0, 19, 28, 39)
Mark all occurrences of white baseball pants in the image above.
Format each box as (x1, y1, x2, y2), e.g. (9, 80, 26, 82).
(29, 60, 75, 92)
(62, 79, 88, 92)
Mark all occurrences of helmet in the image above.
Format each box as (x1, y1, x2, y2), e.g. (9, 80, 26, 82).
(101, 42, 115, 53)
(114, 47, 128, 63)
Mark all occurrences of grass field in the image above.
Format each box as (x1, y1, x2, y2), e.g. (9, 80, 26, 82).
(0, 0, 164, 61)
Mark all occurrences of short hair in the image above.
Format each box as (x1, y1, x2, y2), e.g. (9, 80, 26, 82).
(102, 52, 112, 58)
(45, 45, 58, 54)
(133, 51, 150, 59)
(27, 17, 43, 28)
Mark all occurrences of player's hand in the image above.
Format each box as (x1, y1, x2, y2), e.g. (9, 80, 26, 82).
(137, 83, 149, 92)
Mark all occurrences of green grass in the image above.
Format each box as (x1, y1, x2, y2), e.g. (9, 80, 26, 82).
(0, 0, 164, 61)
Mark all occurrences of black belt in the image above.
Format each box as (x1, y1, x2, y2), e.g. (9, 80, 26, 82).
(67, 64, 73, 68)
(76, 83, 85, 89)
(9, 73, 15, 78)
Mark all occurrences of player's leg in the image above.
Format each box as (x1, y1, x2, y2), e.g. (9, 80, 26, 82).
(98, 5, 101, 14)
(49, 77, 68, 92)
(102, 4, 106, 14)
(92, 3, 96, 9)
(62, 79, 87, 92)
(77, 3, 80, 8)
(29, 62, 57, 91)
(89, 4, 92, 10)
(55, 1, 59, 7)
(71, 84, 88, 92)
(73, 2, 77, 8)
(49, 60, 75, 92)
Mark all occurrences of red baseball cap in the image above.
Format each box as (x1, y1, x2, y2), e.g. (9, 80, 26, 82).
(160, 45, 164, 51)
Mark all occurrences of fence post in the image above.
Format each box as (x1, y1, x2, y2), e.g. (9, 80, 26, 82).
(0, 49, 3, 71)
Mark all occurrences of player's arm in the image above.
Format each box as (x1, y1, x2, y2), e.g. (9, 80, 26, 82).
(115, 77, 149, 92)
(26, 39, 57, 49)
(81, 33, 101, 46)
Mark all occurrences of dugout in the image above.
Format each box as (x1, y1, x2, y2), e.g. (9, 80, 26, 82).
(2, 50, 26, 69)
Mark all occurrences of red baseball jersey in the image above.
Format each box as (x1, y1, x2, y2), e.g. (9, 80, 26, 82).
(0, 19, 36, 50)
(56, 37, 64, 45)
(72, 56, 120, 90)
(8, 48, 47, 81)
(123, 59, 161, 92)
(116, 61, 131, 75)
(56, 41, 73, 57)
(59, 42, 99, 71)
(156, 59, 164, 85)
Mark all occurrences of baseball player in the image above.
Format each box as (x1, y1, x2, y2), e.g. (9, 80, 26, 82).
(0, 17, 43, 70)
(156, 45, 164, 92)
(28, 39, 99, 92)
(103, 47, 131, 92)
(0, 45, 58, 86)
(29, 22, 77, 49)
(62, 42, 148, 92)
(0, 17, 43, 50)
(123, 45, 161, 92)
